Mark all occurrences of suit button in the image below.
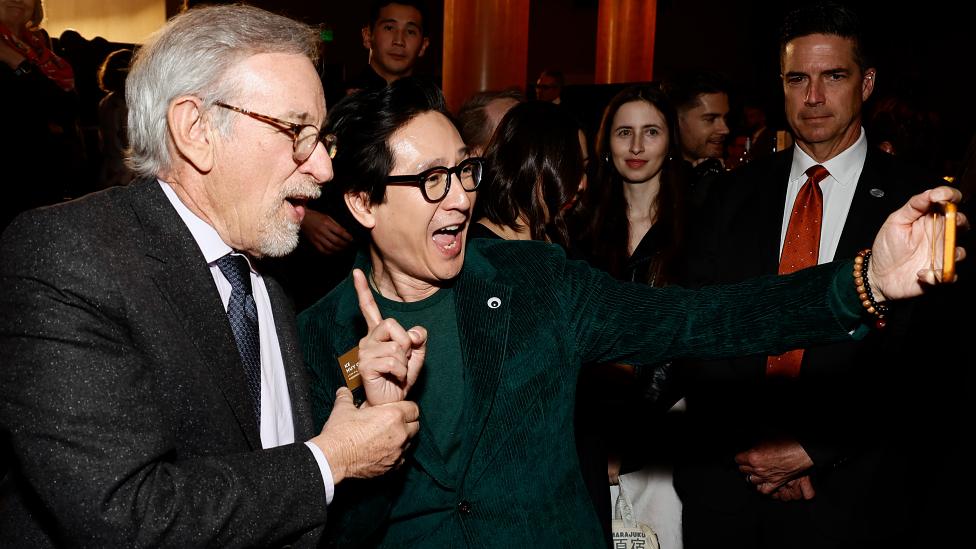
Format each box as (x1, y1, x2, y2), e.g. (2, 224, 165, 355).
(457, 500, 472, 514)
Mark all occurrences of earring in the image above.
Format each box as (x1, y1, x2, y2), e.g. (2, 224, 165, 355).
(603, 153, 610, 163)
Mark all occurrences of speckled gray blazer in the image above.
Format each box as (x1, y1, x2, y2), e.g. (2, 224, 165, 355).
(0, 179, 325, 548)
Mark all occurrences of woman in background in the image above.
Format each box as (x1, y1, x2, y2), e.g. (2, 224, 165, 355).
(96, 47, 134, 189)
(471, 100, 588, 248)
(583, 85, 687, 284)
(579, 84, 691, 549)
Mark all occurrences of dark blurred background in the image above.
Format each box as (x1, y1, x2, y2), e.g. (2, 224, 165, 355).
(200, 0, 968, 176)
(15, 0, 916, 181)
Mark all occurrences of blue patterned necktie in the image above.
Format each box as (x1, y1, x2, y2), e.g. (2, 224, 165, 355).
(216, 253, 261, 422)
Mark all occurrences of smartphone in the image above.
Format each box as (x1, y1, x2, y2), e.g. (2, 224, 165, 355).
(942, 202, 957, 282)
(931, 202, 957, 282)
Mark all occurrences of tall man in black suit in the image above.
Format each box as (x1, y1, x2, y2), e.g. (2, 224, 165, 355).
(676, 3, 940, 548)
(0, 5, 420, 547)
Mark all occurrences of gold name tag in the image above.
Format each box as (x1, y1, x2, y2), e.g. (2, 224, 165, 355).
(338, 347, 362, 391)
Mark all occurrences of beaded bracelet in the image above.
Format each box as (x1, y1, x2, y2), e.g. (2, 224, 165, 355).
(853, 249, 889, 329)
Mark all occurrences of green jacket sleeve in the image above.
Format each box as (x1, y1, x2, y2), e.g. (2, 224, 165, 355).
(562, 256, 867, 367)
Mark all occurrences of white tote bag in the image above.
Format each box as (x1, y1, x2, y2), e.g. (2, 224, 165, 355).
(612, 482, 661, 549)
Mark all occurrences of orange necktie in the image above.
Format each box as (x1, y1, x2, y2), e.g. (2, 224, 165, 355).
(767, 164, 829, 377)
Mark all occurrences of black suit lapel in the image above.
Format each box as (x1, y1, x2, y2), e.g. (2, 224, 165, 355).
(758, 154, 794, 274)
(733, 151, 793, 276)
(834, 149, 904, 258)
(129, 180, 263, 450)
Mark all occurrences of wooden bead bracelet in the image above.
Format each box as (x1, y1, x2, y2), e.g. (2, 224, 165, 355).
(854, 249, 888, 329)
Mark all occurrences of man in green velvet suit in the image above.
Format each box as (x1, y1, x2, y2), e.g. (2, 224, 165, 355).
(297, 78, 963, 547)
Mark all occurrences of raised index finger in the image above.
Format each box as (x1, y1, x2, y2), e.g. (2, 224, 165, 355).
(352, 269, 383, 329)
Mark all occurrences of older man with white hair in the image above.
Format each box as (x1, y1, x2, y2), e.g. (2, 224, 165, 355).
(0, 4, 420, 547)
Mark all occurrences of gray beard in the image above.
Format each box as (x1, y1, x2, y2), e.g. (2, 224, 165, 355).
(257, 178, 321, 257)
(257, 217, 301, 258)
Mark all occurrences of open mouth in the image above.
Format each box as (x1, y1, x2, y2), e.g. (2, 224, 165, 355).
(432, 223, 465, 254)
(285, 196, 309, 208)
(284, 196, 310, 219)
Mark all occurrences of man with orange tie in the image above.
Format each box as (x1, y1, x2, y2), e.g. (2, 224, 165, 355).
(675, 3, 942, 548)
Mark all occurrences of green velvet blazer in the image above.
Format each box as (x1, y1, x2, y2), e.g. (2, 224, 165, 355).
(298, 239, 865, 548)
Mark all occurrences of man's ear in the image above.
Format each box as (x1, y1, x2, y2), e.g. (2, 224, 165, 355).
(345, 191, 376, 229)
(418, 36, 430, 58)
(861, 68, 877, 101)
(361, 26, 373, 51)
(168, 95, 215, 174)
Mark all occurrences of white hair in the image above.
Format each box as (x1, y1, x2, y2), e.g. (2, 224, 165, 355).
(126, 4, 319, 179)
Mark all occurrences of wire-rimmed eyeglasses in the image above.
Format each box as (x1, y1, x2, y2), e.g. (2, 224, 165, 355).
(215, 101, 337, 163)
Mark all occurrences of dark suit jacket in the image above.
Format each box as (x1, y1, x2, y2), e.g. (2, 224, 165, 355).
(298, 238, 869, 548)
(676, 147, 935, 544)
(0, 180, 327, 547)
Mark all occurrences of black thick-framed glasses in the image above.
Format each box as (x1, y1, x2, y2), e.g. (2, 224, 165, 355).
(214, 101, 338, 163)
(385, 157, 485, 203)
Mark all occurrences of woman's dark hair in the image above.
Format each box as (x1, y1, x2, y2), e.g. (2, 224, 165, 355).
(97, 48, 133, 94)
(325, 77, 449, 205)
(475, 101, 584, 248)
(583, 84, 686, 286)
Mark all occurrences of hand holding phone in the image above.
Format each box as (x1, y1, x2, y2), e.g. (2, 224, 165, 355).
(932, 202, 957, 282)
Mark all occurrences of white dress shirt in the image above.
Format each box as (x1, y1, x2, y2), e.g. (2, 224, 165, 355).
(781, 128, 868, 265)
(159, 180, 334, 504)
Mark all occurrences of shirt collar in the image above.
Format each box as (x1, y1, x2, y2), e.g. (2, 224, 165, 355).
(158, 179, 250, 268)
(790, 127, 867, 186)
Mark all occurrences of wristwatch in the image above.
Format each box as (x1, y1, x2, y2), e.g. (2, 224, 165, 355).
(13, 60, 32, 77)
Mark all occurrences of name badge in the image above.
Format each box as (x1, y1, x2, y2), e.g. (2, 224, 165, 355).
(337, 347, 362, 391)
